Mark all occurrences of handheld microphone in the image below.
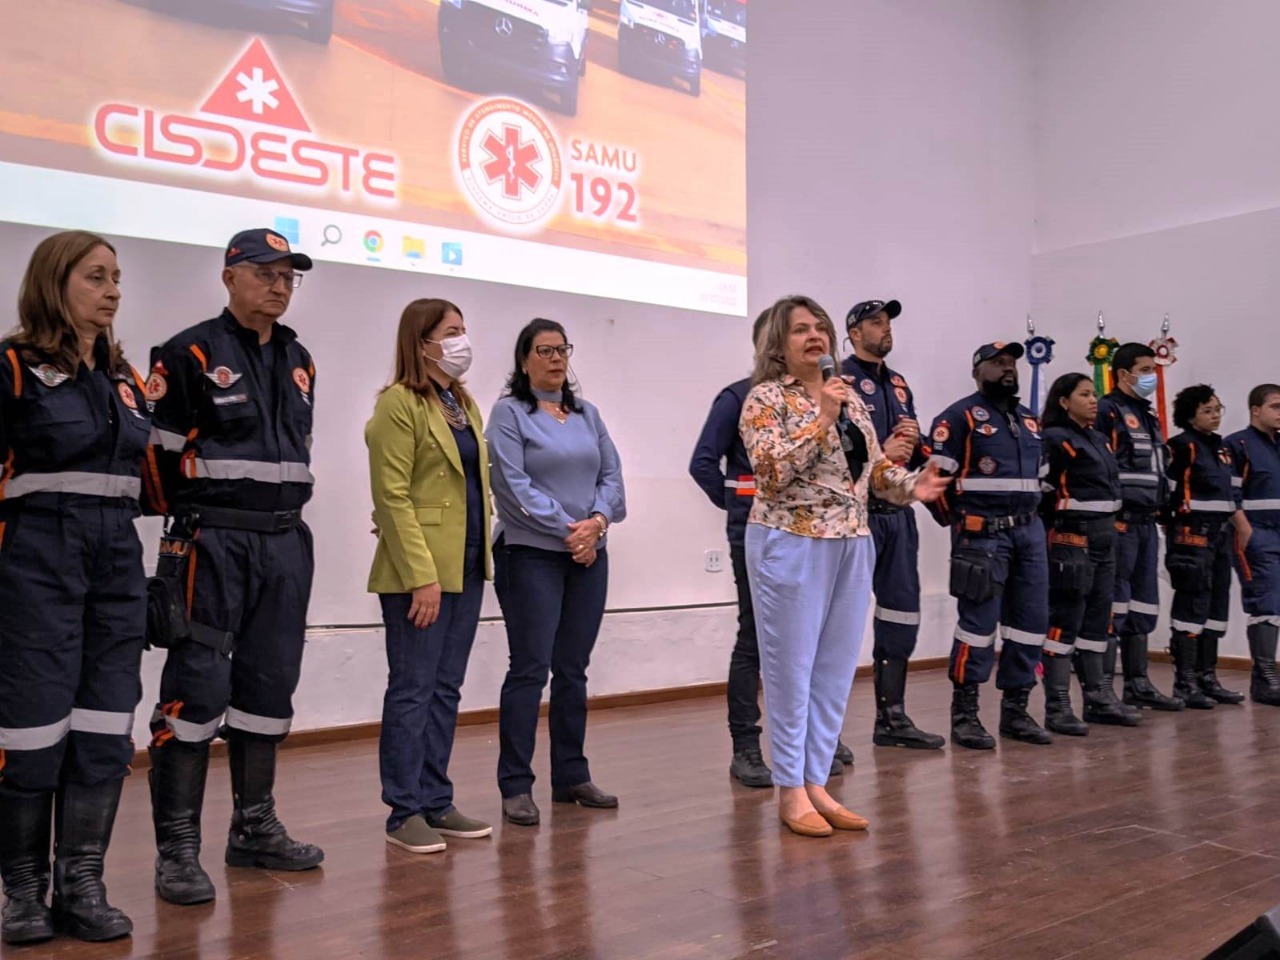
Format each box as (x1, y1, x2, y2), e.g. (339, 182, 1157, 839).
(817, 355, 853, 452)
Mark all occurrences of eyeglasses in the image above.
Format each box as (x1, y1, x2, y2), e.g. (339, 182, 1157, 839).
(534, 344, 574, 359)
(249, 266, 303, 290)
(1201, 405, 1225, 416)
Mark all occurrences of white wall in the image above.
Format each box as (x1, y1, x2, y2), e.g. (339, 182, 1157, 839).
(748, 0, 1037, 662)
(1031, 0, 1280, 657)
(3, 0, 1045, 743)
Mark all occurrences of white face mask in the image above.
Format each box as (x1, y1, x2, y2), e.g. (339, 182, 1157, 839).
(426, 334, 473, 379)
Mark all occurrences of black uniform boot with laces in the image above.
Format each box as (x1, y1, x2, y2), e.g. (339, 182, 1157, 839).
(1076, 647, 1141, 726)
(998, 688, 1052, 744)
(150, 739, 216, 904)
(729, 744, 773, 788)
(1249, 622, 1280, 706)
(1198, 636, 1245, 704)
(1041, 654, 1088, 736)
(1120, 634, 1184, 711)
(225, 735, 325, 871)
(0, 784, 54, 945)
(950, 684, 995, 750)
(873, 659, 945, 749)
(1171, 632, 1215, 710)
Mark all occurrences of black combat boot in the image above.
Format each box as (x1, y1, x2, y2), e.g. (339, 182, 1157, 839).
(1076, 646, 1141, 726)
(729, 743, 773, 788)
(873, 659, 945, 749)
(950, 684, 995, 750)
(225, 735, 324, 871)
(999, 688, 1052, 744)
(1198, 636, 1245, 704)
(150, 739, 216, 904)
(1120, 634, 1184, 710)
(1171, 632, 1215, 710)
(0, 784, 54, 945)
(1041, 654, 1088, 736)
(52, 780, 132, 942)
(1248, 622, 1280, 706)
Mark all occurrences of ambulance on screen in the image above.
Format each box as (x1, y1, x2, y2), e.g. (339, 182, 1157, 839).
(617, 0, 703, 96)
(438, 0, 593, 117)
(700, 0, 745, 73)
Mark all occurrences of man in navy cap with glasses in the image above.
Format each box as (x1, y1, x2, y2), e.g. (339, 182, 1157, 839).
(923, 341, 1052, 749)
(141, 228, 323, 907)
(840, 299, 944, 753)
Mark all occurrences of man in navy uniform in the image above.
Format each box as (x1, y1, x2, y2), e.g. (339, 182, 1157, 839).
(924, 342, 1051, 749)
(840, 299, 943, 750)
(1096, 344, 1183, 711)
(143, 228, 324, 907)
(1226, 383, 1280, 706)
(690, 311, 851, 784)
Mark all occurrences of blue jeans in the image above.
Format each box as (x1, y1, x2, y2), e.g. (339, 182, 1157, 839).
(378, 544, 484, 832)
(745, 524, 874, 789)
(494, 541, 609, 797)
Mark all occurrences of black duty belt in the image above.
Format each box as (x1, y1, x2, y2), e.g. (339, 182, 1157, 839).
(1119, 507, 1159, 524)
(956, 512, 1037, 535)
(868, 497, 904, 515)
(1052, 515, 1117, 534)
(179, 506, 303, 533)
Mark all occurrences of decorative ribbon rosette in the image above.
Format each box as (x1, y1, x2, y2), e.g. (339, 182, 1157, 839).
(1149, 315, 1178, 436)
(1024, 316, 1055, 412)
(1087, 312, 1119, 394)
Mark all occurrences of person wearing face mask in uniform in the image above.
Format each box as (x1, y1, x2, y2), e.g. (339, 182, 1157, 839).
(923, 342, 1051, 749)
(1095, 344, 1184, 712)
(840, 299, 944, 751)
(366, 299, 493, 855)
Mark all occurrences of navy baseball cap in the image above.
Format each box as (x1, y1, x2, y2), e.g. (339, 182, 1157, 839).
(225, 229, 313, 271)
(845, 299, 901, 328)
(972, 341, 1025, 367)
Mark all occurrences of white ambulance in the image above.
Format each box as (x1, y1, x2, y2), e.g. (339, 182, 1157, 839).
(439, 0, 592, 116)
(617, 0, 702, 96)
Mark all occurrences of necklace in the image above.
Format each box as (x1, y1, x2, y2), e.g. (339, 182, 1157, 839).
(438, 388, 468, 431)
(539, 399, 569, 425)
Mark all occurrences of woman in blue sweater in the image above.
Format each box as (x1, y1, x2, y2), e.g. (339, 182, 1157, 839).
(486, 318, 626, 826)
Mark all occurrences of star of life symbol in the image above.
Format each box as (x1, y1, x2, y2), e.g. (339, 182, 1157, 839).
(457, 98, 562, 230)
(236, 67, 280, 116)
(482, 124, 543, 200)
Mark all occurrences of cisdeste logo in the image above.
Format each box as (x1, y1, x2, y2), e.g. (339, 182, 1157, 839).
(91, 39, 397, 200)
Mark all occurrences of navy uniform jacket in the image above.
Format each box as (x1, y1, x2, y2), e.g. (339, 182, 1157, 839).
(0, 339, 152, 508)
(923, 392, 1043, 525)
(1040, 421, 1122, 519)
(145, 309, 316, 515)
(1227, 426, 1280, 528)
(689, 377, 754, 543)
(841, 355, 927, 477)
(1096, 390, 1167, 513)
(1166, 430, 1240, 521)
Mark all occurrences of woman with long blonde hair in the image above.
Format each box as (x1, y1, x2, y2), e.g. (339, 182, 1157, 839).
(365, 298, 494, 855)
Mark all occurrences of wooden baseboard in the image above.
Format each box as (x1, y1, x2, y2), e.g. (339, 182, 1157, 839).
(131, 657, 954, 769)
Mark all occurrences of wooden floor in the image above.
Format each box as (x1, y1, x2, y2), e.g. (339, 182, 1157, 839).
(9, 665, 1280, 960)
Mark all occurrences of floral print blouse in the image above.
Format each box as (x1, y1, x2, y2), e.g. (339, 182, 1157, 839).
(740, 376, 919, 539)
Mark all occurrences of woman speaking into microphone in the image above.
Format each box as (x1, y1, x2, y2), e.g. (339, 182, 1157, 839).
(740, 295, 949, 838)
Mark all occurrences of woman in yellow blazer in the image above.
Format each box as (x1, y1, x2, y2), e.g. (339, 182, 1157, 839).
(366, 298, 493, 856)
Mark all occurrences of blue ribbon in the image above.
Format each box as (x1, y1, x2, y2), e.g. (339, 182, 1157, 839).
(1024, 335, 1055, 412)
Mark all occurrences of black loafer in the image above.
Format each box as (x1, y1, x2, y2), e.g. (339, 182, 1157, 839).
(501, 794, 540, 826)
(551, 782, 618, 808)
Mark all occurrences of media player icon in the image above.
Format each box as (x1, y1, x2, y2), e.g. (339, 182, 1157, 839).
(442, 242, 463, 267)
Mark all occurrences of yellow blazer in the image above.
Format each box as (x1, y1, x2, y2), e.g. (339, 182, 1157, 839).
(365, 384, 493, 594)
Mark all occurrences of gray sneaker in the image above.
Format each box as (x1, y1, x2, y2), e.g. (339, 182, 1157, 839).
(386, 815, 446, 854)
(426, 807, 493, 839)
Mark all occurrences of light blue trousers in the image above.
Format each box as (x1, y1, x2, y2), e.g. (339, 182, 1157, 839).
(745, 524, 875, 788)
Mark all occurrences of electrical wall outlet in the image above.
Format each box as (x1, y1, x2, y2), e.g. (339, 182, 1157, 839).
(704, 549, 724, 573)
